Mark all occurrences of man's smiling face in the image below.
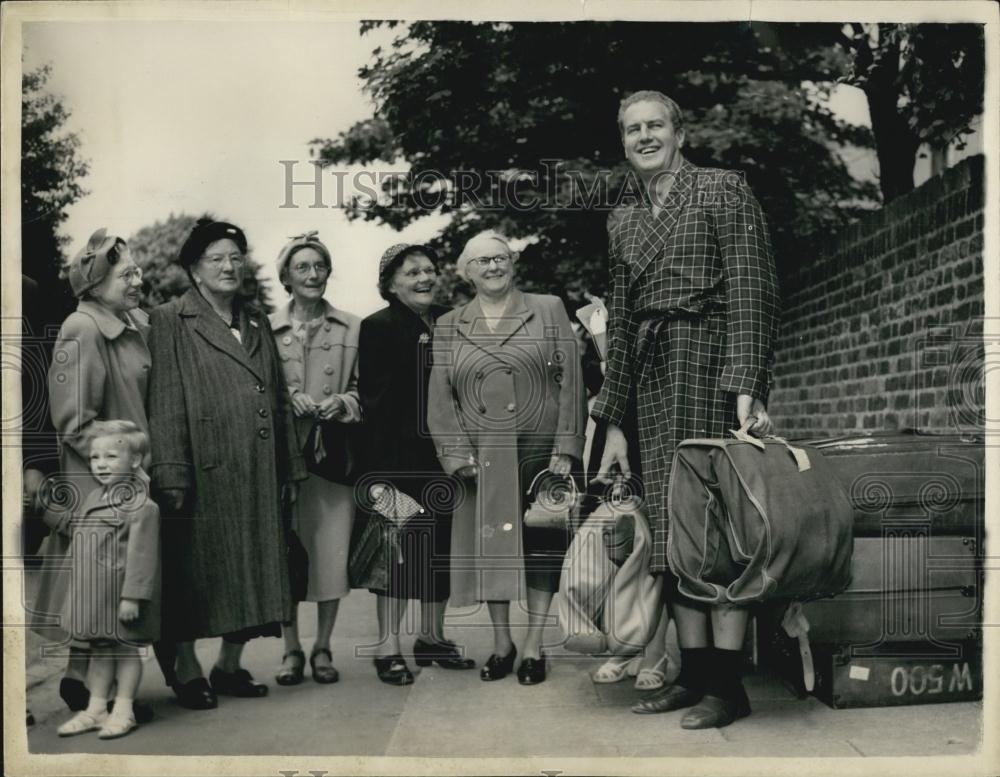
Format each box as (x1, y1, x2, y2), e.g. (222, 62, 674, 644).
(621, 99, 685, 178)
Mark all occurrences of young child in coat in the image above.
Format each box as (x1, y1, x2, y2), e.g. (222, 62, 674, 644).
(56, 420, 160, 740)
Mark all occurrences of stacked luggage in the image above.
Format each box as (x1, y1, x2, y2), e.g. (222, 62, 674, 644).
(756, 431, 984, 708)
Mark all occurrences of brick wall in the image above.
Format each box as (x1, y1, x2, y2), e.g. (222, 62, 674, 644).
(768, 155, 985, 438)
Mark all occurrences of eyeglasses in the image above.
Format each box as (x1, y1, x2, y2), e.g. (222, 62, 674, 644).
(117, 266, 143, 283)
(290, 262, 330, 276)
(469, 255, 511, 269)
(203, 253, 246, 267)
(402, 267, 438, 279)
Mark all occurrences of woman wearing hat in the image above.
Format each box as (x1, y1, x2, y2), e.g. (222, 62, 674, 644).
(355, 243, 475, 685)
(428, 231, 587, 685)
(147, 218, 306, 710)
(269, 232, 361, 686)
(33, 229, 152, 718)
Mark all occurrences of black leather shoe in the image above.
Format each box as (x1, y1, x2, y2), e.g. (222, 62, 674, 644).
(480, 645, 517, 681)
(631, 683, 703, 714)
(517, 654, 547, 685)
(413, 638, 476, 670)
(60, 678, 89, 712)
(105, 699, 154, 723)
(276, 649, 306, 686)
(680, 692, 751, 729)
(373, 654, 414, 686)
(309, 647, 339, 684)
(209, 667, 269, 698)
(171, 677, 218, 710)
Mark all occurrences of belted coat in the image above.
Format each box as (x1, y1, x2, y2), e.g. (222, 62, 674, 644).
(148, 288, 306, 640)
(428, 290, 587, 605)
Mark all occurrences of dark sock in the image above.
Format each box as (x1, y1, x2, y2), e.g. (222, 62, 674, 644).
(675, 647, 711, 692)
(706, 647, 746, 700)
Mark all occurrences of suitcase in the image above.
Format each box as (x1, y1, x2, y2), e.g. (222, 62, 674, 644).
(801, 431, 984, 537)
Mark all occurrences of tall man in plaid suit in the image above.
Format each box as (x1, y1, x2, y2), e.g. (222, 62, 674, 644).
(593, 90, 779, 728)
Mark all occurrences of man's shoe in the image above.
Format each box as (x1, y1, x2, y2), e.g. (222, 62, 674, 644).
(680, 692, 751, 729)
(631, 683, 702, 714)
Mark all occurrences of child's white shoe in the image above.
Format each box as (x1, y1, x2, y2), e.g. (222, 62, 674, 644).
(98, 710, 137, 739)
(57, 709, 108, 737)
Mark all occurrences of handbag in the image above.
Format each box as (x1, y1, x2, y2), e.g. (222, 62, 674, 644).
(667, 419, 854, 605)
(558, 495, 663, 655)
(282, 495, 309, 604)
(523, 469, 581, 530)
(347, 483, 425, 590)
(305, 422, 356, 486)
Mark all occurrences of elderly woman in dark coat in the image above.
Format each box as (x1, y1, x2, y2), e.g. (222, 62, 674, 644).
(148, 218, 306, 710)
(428, 231, 587, 686)
(356, 243, 475, 686)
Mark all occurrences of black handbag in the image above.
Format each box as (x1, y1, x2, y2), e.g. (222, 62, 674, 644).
(347, 485, 423, 590)
(305, 422, 356, 486)
(282, 496, 309, 604)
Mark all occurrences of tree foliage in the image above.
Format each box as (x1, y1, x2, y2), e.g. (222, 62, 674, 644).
(21, 63, 90, 318)
(128, 213, 275, 312)
(311, 21, 983, 302)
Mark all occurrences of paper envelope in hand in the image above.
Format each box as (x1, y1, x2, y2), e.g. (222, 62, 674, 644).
(575, 298, 608, 362)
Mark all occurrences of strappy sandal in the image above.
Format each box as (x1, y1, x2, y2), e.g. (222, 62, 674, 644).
(98, 710, 137, 739)
(635, 653, 670, 691)
(591, 654, 640, 684)
(276, 649, 306, 686)
(309, 647, 339, 684)
(57, 709, 108, 737)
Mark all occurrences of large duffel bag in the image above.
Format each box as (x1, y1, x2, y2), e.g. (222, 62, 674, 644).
(801, 431, 984, 536)
(667, 428, 854, 605)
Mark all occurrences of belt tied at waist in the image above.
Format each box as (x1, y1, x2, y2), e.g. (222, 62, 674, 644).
(633, 304, 725, 373)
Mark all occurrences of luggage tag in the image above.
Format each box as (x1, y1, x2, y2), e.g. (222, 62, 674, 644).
(781, 602, 815, 692)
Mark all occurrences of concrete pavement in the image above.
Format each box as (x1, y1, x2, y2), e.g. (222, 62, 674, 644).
(25, 589, 983, 758)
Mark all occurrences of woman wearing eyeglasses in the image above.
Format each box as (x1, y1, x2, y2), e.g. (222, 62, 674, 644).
(33, 229, 153, 721)
(147, 218, 306, 710)
(355, 243, 475, 686)
(269, 232, 361, 687)
(428, 231, 587, 685)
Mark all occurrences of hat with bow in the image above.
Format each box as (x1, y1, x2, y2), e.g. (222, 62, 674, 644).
(66, 228, 122, 299)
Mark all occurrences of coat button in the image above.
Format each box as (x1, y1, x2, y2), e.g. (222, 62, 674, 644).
(506, 402, 516, 412)
(475, 371, 484, 379)
(258, 428, 270, 439)
(322, 343, 332, 350)
(323, 385, 333, 395)
(478, 405, 487, 414)
(255, 383, 265, 393)
(282, 335, 293, 345)
(324, 323, 332, 331)
(503, 368, 512, 375)
(502, 522, 513, 532)
(484, 461, 491, 468)
(324, 365, 334, 375)
(258, 408, 268, 418)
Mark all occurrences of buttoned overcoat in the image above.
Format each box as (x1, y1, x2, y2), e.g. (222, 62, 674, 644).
(428, 290, 586, 606)
(148, 288, 305, 640)
(591, 158, 779, 572)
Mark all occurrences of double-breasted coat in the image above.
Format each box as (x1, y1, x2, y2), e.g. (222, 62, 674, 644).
(428, 290, 587, 606)
(31, 301, 151, 642)
(148, 288, 306, 641)
(591, 158, 780, 572)
(61, 475, 161, 644)
(357, 298, 453, 601)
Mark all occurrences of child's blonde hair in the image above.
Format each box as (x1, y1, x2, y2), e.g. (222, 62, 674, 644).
(86, 420, 149, 460)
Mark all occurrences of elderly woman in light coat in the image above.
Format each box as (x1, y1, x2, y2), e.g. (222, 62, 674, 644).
(32, 229, 152, 717)
(428, 232, 586, 686)
(269, 232, 361, 686)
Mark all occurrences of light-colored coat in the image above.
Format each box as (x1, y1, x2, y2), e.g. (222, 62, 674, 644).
(269, 299, 362, 450)
(148, 288, 306, 640)
(428, 290, 586, 606)
(61, 475, 161, 643)
(31, 301, 150, 641)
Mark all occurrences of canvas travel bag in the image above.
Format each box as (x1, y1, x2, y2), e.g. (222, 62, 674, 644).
(666, 421, 854, 605)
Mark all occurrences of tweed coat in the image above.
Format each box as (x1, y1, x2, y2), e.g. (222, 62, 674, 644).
(428, 290, 587, 606)
(148, 288, 306, 640)
(591, 157, 780, 573)
(31, 301, 151, 642)
(61, 474, 161, 643)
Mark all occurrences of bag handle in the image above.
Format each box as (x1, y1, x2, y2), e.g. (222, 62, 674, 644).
(525, 468, 579, 502)
(730, 418, 812, 472)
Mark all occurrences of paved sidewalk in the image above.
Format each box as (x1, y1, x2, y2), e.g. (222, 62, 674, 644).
(25, 590, 983, 758)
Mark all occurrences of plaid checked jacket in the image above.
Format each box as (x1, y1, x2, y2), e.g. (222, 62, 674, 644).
(591, 157, 780, 571)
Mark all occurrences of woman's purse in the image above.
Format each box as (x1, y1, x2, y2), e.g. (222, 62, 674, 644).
(523, 469, 581, 530)
(305, 422, 356, 486)
(282, 492, 309, 604)
(347, 483, 425, 590)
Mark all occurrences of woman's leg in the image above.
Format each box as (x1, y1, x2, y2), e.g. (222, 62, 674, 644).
(278, 604, 304, 676)
(312, 599, 340, 668)
(487, 600, 514, 656)
(174, 641, 203, 683)
(419, 599, 447, 644)
(216, 638, 244, 673)
(65, 645, 89, 682)
(84, 646, 115, 707)
(375, 594, 407, 658)
(521, 586, 554, 660)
